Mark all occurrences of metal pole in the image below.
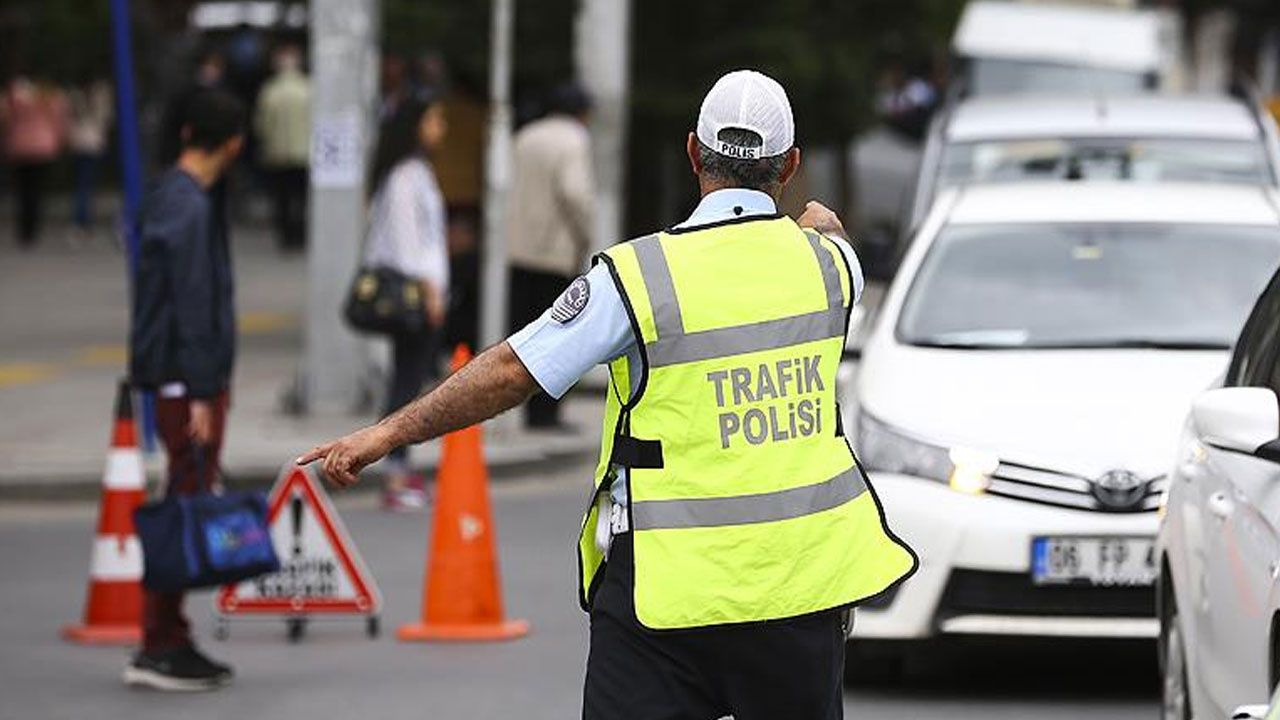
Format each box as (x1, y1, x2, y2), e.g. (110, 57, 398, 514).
(304, 0, 379, 413)
(109, 0, 156, 450)
(109, 0, 144, 272)
(480, 0, 515, 349)
(575, 0, 631, 254)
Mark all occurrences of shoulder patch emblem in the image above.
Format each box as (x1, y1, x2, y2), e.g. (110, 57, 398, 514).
(550, 276, 591, 324)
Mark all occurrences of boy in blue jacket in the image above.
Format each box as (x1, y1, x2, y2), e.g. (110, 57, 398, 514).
(127, 89, 244, 691)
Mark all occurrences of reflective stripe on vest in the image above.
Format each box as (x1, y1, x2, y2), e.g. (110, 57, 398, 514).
(631, 466, 867, 531)
(632, 232, 847, 368)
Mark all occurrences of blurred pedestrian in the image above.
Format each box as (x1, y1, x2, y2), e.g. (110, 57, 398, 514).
(255, 44, 311, 250)
(66, 76, 113, 241)
(299, 69, 915, 720)
(363, 91, 450, 512)
(506, 82, 594, 430)
(378, 56, 409, 124)
(874, 60, 937, 141)
(126, 89, 245, 691)
(1, 74, 67, 247)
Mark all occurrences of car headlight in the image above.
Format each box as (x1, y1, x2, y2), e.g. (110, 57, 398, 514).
(856, 412, 998, 495)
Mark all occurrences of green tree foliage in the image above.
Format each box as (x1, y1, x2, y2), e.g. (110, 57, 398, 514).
(1, 0, 113, 82)
(383, 0, 578, 107)
(626, 0, 965, 228)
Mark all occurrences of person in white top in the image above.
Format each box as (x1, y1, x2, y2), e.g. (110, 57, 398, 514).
(67, 76, 112, 238)
(362, 91, 450, 511)
(505, 83, 595, 430)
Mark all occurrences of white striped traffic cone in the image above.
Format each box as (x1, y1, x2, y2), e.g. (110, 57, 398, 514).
(62, 381, 146, 645)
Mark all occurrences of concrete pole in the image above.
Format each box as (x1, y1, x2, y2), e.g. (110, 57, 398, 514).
(479, 0, 516, 349)
(575, 0, 632, 254)
(304, 0, 380, 413)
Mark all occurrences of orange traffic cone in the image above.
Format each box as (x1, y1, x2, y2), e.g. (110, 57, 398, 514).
(62, 381, 146, 645)
(398, 345, 530, 642)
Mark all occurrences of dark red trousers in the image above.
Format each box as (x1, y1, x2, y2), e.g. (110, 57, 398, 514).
(142, 391, 228, 654)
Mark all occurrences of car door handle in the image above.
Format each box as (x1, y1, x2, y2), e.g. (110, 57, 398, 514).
(1207, 492, 1235, 520)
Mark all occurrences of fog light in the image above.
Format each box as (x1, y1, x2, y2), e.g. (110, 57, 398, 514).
(947, 447, 998, 495)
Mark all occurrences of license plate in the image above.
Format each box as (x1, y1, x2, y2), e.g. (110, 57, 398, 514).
(1031, 536, 1157, 586)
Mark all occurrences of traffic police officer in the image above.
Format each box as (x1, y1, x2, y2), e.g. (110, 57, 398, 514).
(300, 69, 917, 719)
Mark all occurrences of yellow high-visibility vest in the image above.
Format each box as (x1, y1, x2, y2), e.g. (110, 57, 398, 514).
(577, 215, 917, 630)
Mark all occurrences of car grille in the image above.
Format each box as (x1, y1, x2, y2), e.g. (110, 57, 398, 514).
(986, 461, 1166, 513)
(939, 569, 1155, 618)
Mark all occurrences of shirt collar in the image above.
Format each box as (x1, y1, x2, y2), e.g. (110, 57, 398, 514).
(673, 188, 778, 230)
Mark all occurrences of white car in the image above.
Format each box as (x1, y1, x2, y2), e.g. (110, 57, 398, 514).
(1158, 265, 1280, 720)
(905, 93, 1280, 239)
(1233, 682, 1280, 720)
(847, 182, 1280, 670)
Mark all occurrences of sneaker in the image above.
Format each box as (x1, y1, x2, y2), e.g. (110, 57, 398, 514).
(406, 474, 430, 502)
(123, 646, 230, 691)
(185, 645, 234, 683)
(381, 476, 427, 513)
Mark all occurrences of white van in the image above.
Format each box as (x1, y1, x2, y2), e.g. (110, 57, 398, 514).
(953, 1, 1183, 96)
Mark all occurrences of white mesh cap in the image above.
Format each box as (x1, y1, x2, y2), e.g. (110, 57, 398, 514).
(696, 70, 795, 160)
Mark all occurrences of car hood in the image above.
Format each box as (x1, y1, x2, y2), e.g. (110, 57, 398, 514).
(855, 344, 1229, 479)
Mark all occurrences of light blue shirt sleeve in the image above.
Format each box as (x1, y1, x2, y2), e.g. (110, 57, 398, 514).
(827, 234, 865, 306)
(507, 263, 636, 399)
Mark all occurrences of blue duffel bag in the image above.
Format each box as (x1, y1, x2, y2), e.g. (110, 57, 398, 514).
(134, 456, 280, 592)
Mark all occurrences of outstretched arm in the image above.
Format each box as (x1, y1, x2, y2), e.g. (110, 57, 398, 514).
(297, 341, 539, 487)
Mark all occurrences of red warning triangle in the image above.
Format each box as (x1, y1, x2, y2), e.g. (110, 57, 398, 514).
(216, 464, 381, 615)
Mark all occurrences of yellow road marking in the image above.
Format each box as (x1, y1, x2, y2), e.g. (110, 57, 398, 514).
(1, 312, 296, 389)
(77, 345, 128, 366)
(238, 312, 297, 335)
(0, 363, 58, 388)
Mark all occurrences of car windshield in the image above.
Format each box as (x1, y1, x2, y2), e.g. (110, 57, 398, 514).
(939, 138, 1272, 189)
(968, 58, 1150, 96)
(897, 223, 1280, 350)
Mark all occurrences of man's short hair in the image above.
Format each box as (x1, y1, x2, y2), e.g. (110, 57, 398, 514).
(697, 128, 788, 194)
(182, 89, 245, 151)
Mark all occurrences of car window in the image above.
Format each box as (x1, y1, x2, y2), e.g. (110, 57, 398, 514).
(1228, 268, 1280, 389)
(938, 138, 1272, 191)
(897, 223, 1280, 350)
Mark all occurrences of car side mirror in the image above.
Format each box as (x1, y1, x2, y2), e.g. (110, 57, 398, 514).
(1230, 704, 1269, 720)
(1192, 387, 1280, 461)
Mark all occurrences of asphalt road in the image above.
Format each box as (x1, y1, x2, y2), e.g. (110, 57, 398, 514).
(0, 457, 1158, 720)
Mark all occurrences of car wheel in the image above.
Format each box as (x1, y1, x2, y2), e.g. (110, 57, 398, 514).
(1161, 603, 1191, 720)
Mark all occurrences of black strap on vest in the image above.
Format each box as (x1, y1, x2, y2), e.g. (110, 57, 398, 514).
(609, 411, 665, 469)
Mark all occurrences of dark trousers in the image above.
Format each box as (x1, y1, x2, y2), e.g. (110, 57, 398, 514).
(509, 266, 573, 427)
(142, 391, 229, 654)
(385, 329, 439, 464)
(13, 161, 49, 245)
(71, 152, 102, 229)
(583, 532, 846, 720)
(267, 166, 308, 249)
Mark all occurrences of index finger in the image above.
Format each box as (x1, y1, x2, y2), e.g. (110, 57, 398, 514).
(296, 443, 332, 466)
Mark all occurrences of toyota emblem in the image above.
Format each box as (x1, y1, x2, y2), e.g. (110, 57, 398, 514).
(1092, 469, 1147, 511)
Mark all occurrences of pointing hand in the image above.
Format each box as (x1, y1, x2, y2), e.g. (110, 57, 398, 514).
(297, 424, 396, 488)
